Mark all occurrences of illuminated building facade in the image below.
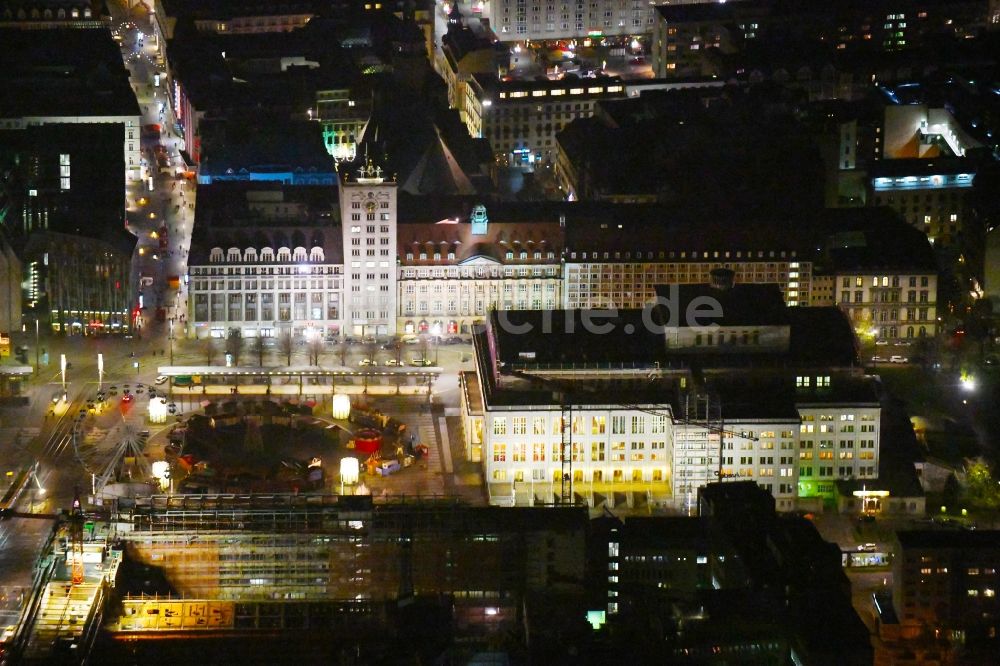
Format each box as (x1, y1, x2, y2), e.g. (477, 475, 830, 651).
(186, 186, 343, 339)
(488, 0, 655, 40)
(468, 75, 699, 166)
(339, 163, 398, 337)
(22, 232, 134, 334)
(396, 207, 563, 335)
(463, 290, 881, 511)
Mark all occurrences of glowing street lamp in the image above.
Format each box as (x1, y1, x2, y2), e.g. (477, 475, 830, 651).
(149, 397, 168, 423)
(60, 353, 67, 389)
(332, 393, 351, 420)
(340, 456, 360, 494)
(960, 373, 976, 392)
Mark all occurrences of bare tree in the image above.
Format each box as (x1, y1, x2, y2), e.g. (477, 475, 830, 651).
(363, 340, 379, 366)
(250, 335, 266, 367)
(277, 329, 294, 366)
(387, 340, 402, 366)
(337, 339, 349, 366)
(225, 328, 245, 366)
(307, 337, 324, 366)
(204, 337, 219, 365)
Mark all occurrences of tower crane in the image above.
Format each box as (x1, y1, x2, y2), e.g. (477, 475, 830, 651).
(506, 369, 758, 505)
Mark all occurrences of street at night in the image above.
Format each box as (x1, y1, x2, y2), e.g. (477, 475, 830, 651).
(2, 0, 1000, 663)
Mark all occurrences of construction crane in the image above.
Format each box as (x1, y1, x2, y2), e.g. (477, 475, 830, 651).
(507, 370, 758, 506)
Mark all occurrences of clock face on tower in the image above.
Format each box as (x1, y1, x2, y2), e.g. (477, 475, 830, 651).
(365, 200, 378, 213)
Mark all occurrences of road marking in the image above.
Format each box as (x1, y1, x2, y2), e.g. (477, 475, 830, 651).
(437, 417, 453, 474)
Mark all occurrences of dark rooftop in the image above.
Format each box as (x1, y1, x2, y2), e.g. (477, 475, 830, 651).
(657, 283, 789, 328)
(896, 529, 1000, 550)
(0, 28, 139, 118)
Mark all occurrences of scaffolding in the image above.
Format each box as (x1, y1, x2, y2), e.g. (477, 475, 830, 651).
(114, 494, 581, 606)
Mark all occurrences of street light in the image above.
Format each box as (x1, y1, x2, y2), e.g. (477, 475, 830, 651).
(168, 318, 174, 364)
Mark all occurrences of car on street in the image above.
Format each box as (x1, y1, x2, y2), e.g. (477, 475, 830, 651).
(871, 356, 886, 363)
(874, 339, 889, 346)
(155, 375, 168, 385)
(359, 358, 378, 367)
(121, 394, 134, 404)
(444, 336, 465, 345)
(889, 355, 908, 364)
(410, 358, 433, 367)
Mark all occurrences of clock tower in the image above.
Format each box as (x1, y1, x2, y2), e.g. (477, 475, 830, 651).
(339, 159, 397, 337)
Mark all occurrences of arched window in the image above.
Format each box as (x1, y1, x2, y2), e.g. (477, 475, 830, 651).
(310, 246, 325, 262)
(227, 248, 241, 262)
(277, 247, 292, 262)
(293, 246, 308, 262)
(210, 247, 224, 262)
(260, 247, 274, 262)
(244, 247, 258, 262)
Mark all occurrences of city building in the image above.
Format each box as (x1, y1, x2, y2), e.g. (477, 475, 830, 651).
(0, 122, 134, 335)
(0, 28, 143, 181)
(186, 184, 343, 339)
(554, 95, 826, 208)
(469, 74, 715, 167)
(437, 25, 503, 139)
(891, 530, 1000, 660)
(396, 199, 563, 335)
(20, 231, 134, 335)
(0, 0, 104, 28)
(882, 104, 984, 160)
(460, 279, 881, 511)
(106, 495, 588, 661)
(487, 0, 656, 41)
(868, 158, 978, 248)
(188, 186, 937, 343)
(650, 0, 997, 80)
(585, 485, 872, 662)
(338, 162, 399, 337)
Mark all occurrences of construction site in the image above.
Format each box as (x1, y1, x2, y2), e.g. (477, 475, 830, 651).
(5, 493, 588, 664)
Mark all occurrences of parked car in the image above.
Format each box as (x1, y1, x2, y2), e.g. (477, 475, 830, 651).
(889, 355, 908, 364)
(874, 339, 889, 346)
(410, 358, 433, 367)
(155, 375, 169, 385)
(121, 394, 134, 404)
(359, 358, 378, 367)
(384, 359, 403, 366)
(871, 356, 886, 363)
(443, 336, 465, 345)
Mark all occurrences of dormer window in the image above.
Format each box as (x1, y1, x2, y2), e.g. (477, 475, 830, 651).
(505, 251, 514, 260)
